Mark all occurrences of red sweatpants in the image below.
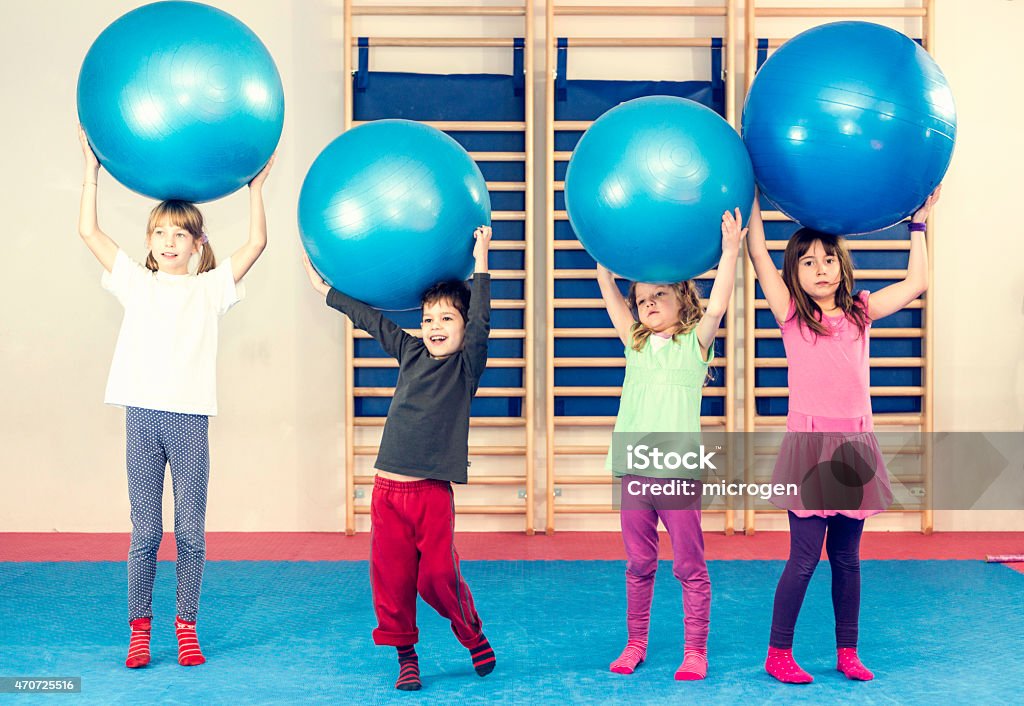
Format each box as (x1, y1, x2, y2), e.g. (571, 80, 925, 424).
(370, 476, 484, 647)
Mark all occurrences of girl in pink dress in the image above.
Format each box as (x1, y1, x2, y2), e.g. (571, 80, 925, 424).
(746, 187, 941, 684)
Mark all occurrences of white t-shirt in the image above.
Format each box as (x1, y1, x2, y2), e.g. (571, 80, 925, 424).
(101, 249, 244, 416)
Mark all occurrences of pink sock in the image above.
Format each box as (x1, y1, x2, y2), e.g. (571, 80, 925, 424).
(837, 648, 874, 680)
(610, 639, 647, 674)
(125, 617, 151, 668)
(674, 648, 707, 681)
(765, 646, 813, 684)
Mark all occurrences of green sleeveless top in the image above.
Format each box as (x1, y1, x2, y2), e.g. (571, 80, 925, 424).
(605, 327, 712, 479)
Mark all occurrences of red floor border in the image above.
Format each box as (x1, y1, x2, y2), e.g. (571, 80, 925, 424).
(1, 532, 1022, 571)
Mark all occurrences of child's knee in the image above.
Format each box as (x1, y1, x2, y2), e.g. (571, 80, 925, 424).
(129, 523, 163, 552)
(173, 523, 206, 554)
(789, 553, 820, 579)
(626, 556, 658, 580)
(672, 557, 709, 584)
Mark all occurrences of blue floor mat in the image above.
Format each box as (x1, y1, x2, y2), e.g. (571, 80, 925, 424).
(1, 560, 1021, 704)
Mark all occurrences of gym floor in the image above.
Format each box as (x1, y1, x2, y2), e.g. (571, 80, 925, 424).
(2, 532, 1021, 704)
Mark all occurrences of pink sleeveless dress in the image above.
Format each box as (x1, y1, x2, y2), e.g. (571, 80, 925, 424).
(770, 291, 893, 519)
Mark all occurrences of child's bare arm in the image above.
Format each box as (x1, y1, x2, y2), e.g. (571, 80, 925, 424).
(77, 126, 118, 272)
(231, 154, 275, 283)
(745, 195, 790, 324)
(597, 264, 635, 346)
(868, 186, 940, 321)
(696, 208, 745, 357)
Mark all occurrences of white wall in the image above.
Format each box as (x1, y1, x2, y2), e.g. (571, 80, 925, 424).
(1, 0, 1020, 533)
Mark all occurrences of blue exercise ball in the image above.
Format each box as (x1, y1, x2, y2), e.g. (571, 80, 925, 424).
(564, 96, 754, 284)
(742, 21, 956, 235)
(298, 120, 491, 311)
(77, 1, 284, 202)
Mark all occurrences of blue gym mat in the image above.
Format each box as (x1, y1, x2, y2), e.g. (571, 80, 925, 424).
(1, 560, 1021, 704)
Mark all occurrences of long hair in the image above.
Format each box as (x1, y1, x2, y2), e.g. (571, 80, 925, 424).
(144, 200, 215, 274)
(781, 228, 868, 338)
(626, 280, 704, 352)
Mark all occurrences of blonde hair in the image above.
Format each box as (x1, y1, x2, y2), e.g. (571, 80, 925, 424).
(781, 228, 868, 338)
(626, 280, 704, 352)
(144, 200, 215, 274)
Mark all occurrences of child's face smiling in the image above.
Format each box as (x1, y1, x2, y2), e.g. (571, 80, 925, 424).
(797, 239, 842, 304)
(147, 218, 198, 275)
(634, 283, 682, 333)
(421, 299, 466, 358)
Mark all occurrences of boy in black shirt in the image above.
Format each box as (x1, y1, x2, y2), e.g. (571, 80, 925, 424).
(302, 226, 494, 691)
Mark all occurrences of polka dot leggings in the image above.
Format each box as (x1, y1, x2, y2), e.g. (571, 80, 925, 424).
(125, 407, 209, 623)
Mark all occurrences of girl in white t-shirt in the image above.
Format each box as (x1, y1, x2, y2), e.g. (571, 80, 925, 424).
(77, 126, 273, 669)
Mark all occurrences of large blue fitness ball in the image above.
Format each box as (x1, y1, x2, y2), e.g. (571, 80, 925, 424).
(77, 1, 284, 202)
(742, 21, 956, 235)
(298, 120, 491, 311)
(565, 96, 754, 284)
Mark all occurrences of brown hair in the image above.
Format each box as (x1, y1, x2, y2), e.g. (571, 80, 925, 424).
(781, 228, 868, 338)
(144, 200, 215, 274)
(421, 279, 471, 322)
(626, 280, 704, 352)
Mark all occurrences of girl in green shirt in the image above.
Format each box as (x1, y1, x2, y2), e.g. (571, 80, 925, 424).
(598, 208, 746, 681)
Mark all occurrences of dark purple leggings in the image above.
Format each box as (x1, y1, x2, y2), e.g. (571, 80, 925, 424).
(769, 511, 865, 649)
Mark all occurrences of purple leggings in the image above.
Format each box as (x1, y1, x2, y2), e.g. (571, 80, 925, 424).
(769, 511, 864, 649)
(620, 477, 710, 650)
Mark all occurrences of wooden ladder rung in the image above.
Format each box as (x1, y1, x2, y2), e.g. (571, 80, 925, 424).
(486, 181, 527, 192)
(553, 446, 607, 456)
(553, 474, 614, 483)
(351, 37, 520, 48)
(469, 151, 525, 162)
(555, 6, 726, 17)
(556, 37, 715, 48)
(551, 504, 617, 514)
(757, 7, 926, 19)
(353, 120, 525, 131)
(352, 5, 527, 17)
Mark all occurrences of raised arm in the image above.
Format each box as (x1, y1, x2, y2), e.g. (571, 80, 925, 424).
(745, 195, 791, 324)
(231, 154, 275, 283)
(867, 187, 940, 321)
(695, 208, 746, 357)
(77, 126, 118, 272)
(302, 252, 415, 361)
(596, 263, 636, 346)
(463, 225, 493, 379)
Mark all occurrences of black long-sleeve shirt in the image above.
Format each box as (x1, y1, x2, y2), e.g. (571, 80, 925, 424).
(326, 274, 490, 483)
